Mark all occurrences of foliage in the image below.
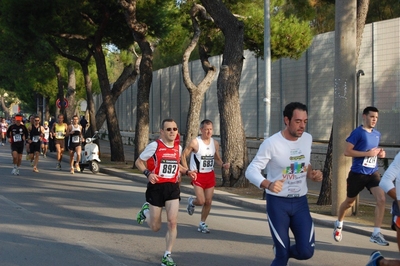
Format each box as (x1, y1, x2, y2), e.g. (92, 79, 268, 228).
(158, 0, 400, 67)
(142, 1, 198, 69)
(153, 23, 196, 69)
(153, 0, 315, 68)
(0, 15, 57, 112)
(0, 0, 135, 112)
(105, 46, 136, 83)
(239, 0, 314, 60)
(315, 0, 400, 33)
(0, 1, 63, 112)
(309, 0, 335, 33)
(1, 0, 398, 108)
(366, 0, 400, 23)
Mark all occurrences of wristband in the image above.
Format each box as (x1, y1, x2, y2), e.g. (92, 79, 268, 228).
(267, 182, 273, 190)
(143, 169, 151, 178)
(185, 170, 189, 176)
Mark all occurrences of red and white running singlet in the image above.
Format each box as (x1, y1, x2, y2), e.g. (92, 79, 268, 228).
(146, 139, 180, 184)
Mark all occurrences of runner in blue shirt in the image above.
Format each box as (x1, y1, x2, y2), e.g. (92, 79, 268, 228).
(333, 106, 388, 246)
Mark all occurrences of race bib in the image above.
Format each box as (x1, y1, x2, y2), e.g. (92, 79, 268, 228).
(72, 135, 80, 143)
(56, 132, 64, 138)
(158, 159, 178, 178)
(199, 155, 214, 173)
(32, 135, 40, 142)
(13, 134, 22, 142)
(363, 155, 377, 168)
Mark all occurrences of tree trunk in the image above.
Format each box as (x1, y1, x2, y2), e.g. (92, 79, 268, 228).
(182, 4, 216, 148)
(356, 0, 370, 64)
(65, 65, 76, 122)
(94, 63, 138, 133)
(317, 125, 333, 205)
(81, 61, 97, 138)
(184, 93, 203, 146)
(133, 46, 152, 165)
(45, 96, 50, 121)
(200, 0, 248, 187)
(321, 0, 370, 206)
(120, 0, 154, 166)
(92, 12, 125, 162)
(47, 39, 98, 137)
(0, 96, 10, 118)
(53, 62, 65, 117)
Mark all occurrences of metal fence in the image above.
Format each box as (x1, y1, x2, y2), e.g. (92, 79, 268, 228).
(95, 17, 400, 146)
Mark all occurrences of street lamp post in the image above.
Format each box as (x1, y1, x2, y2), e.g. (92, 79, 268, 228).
(262, 0, 271, 200)
(264, 0, 271, 139)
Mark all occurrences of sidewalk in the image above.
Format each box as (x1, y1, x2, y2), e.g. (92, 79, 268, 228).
(55, 139, 398, 243)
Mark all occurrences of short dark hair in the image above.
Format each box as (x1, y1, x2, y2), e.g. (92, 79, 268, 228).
(200, 119, 213, 128)
(363, 106, 379, 115)
(283, 102, 308, 121)
(161, 118, 176, 129)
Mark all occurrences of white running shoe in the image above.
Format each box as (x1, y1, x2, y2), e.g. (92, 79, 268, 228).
(187, 196, 195, 215)
(333, 220, 342, 242)
(11, 168, 16, 175)
(370, 232, 389, 246)
(198, 222, 210, 233)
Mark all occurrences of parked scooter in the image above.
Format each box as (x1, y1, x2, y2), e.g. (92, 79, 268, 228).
(74, 131, 101, 174)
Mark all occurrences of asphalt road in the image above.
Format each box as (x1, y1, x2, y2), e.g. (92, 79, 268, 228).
(0, 145, 399, 266)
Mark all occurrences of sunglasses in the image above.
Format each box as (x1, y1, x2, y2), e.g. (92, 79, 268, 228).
(164, 127, 178, 132)
(35, 120, 40, 122)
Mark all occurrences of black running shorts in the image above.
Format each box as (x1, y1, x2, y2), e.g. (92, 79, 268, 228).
(145, 182, 180, 207)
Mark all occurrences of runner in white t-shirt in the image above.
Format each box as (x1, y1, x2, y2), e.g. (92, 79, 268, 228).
(246, 102, 322, 266)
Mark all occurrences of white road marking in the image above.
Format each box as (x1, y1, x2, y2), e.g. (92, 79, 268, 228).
(0, 195, 31, 213)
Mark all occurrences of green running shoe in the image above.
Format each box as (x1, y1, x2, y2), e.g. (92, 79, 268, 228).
(136, 202, 149, 224)
(161, 254, 176, 266)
